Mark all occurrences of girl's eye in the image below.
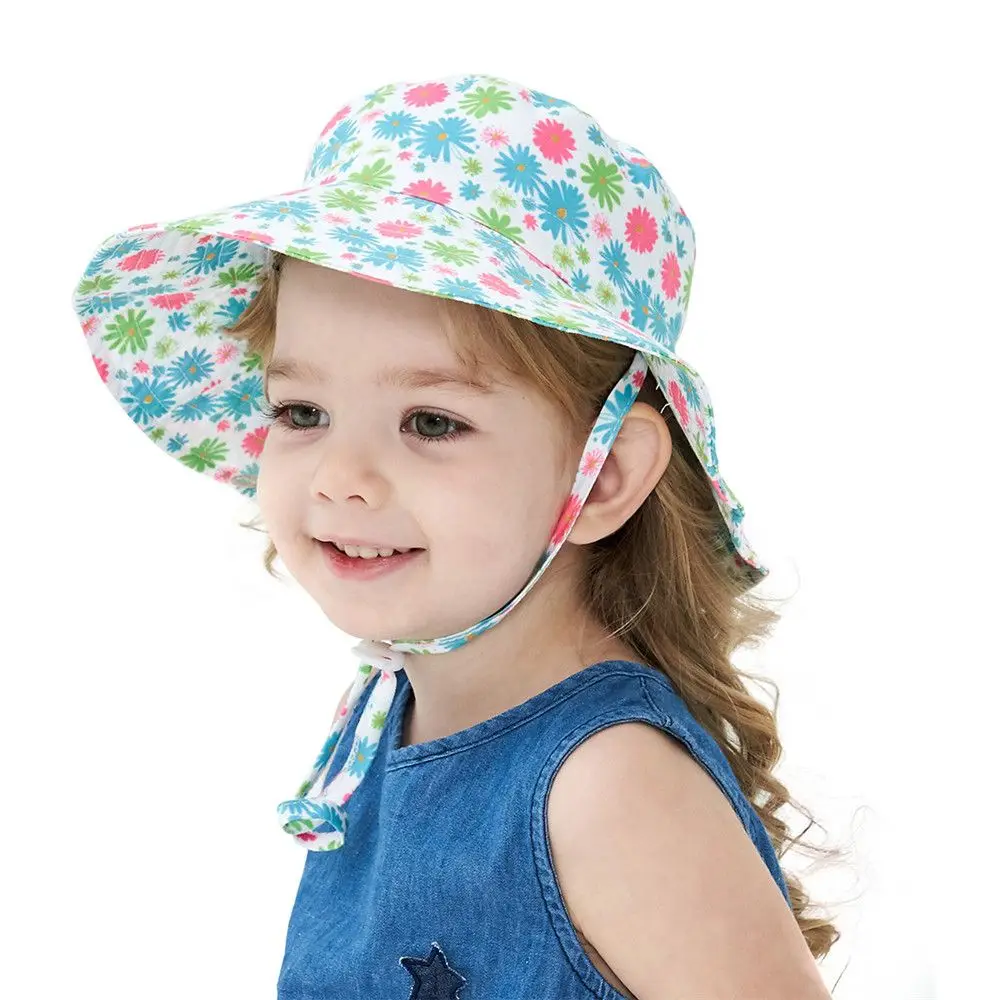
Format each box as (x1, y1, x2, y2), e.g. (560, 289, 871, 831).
(260, 402, 469, 444)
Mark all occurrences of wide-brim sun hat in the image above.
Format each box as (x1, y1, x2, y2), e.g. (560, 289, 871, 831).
(70, 70, 770, 850)
(70, 69, 765, 589)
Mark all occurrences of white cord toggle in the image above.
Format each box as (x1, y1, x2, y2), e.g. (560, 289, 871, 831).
(351, 638, 407, 673)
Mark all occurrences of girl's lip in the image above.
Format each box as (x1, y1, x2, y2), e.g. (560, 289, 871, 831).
(317, 539, 423, 580)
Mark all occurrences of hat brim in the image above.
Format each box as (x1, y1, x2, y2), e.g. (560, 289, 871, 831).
(71, 179, 766, 587)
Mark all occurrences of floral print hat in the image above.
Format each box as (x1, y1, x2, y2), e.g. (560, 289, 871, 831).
(71, 71, 769, 852)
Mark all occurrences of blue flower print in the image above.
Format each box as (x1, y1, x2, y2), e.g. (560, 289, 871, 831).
(166, 432, 189, 454)
(173, 392, 219, 423)
(474, 226, 522, 263)
(347, 736, 378, 779)
(184, 238, 240, 276)
(250, 199, 320, 226)
(435, 278, 490, 306)
(459, 180, 483, 200)
(415, 115, 477, 162)
(372, 110, 420, 142)
(214, 296, 250, 326)
(122, 374, 175, 426)
(81, 292, 131, 315)
(526, 88, 571, 109)
(219, 374, 264, 420)
(538, 179, 589, 245)
(624, 278, 654, 333)
(309, 120, 358, 176)
(593, 380, 638, 447)
(495, 143, 544, 196)
(328, 224, 381, 250)
(599, 239, 632, 289)
(501, 261, 556, 300)
(627, 159, 661, 192)
(363, 243, 425, 271)
(167, 347, 214, 388)
(166, 310, 191, 333)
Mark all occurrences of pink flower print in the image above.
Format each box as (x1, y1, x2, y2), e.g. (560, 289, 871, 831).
(82, 315, 100, 338)
(354, 272, 395, 287)
(620, 308, 630, 322)
(150, 291, 196, 310)
(480, 273, 521, 297)
(227, 229, 273, 244)
(92, 354, 109, 382)
(383, 195, 399, 205)
(660, 252, 681, 298)
(481, 126, 509, 147)
(319, 104, 351, 138)
(243, 426, 268, 459)
(398, 150, 414, 161)
(323, 213, 351, 225)
(217, 419, 231, 433)
(295, 831, 318, 842)
(533, 118, 577, 164)
(524, 213, 538, 230)
(341, 252, 358, 261)
(552, 492, 584, 546)
(216, 341, 239, 364)
(361, 110, 382, 124)
(711, 477, 727, 505)
(233, 214, 248, 220)
(668, 380, 689, 426)
(320, 174, 339, 186)
(581, 448, 604, 478)
(591, 214, 612, 240)
(625, 207, 658, 253)
(377, 219, 424, 239)
(630, 369, 646, 391)
(134, 359, 150, 374)
(279, 186, 310, 197)
(127, 222, 161, 233)
(118, 248, 165, 271)
(432, 263, 457, 275)
(404, 81, 449, 107)
(183, 276, 202, 287)
(402, 179, 452, 205)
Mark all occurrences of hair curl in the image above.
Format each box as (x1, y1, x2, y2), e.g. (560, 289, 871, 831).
(225, 250, 850, 968)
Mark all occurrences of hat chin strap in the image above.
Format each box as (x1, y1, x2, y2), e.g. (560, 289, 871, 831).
(276, 351, 650, 850)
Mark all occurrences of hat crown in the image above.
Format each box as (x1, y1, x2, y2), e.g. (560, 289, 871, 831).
(299, 72, 696, 352)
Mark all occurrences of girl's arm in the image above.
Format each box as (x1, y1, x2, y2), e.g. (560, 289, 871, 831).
(547, 722, 833, 1000)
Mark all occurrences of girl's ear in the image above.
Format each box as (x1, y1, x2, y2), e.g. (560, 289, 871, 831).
(566, 403, 672, 546)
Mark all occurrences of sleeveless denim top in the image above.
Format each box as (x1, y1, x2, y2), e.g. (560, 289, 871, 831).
(276, 658, 792, 999)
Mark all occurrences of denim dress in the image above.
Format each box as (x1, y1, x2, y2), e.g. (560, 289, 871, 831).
(276, 658, 792, 999)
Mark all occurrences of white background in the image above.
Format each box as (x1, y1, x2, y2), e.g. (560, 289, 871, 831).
(1, 1, 993, 997)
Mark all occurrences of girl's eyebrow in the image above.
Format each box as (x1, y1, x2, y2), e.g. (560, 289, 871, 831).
(265, 357, 500, 394)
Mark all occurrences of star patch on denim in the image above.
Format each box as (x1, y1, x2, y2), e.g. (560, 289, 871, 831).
(399, 941, 468, 998)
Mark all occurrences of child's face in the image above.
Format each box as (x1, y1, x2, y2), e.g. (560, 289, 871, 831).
(255, 258, 581, 642)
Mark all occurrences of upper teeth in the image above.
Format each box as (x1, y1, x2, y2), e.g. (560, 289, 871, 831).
(332, 541, 412, 559)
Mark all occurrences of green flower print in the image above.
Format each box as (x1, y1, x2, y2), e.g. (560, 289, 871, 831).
(459, 85, 515, 119)
(473, 207, 523, 243)
(580, 153, 625, 210)
(104, 308, 154, 354)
